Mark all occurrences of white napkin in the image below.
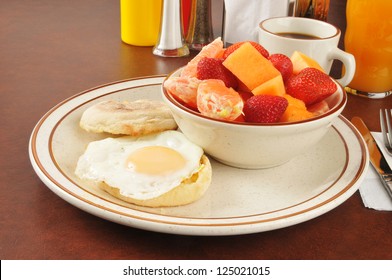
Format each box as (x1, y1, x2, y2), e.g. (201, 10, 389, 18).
(223, 0, 290, 45)
(359, 132, 392, 211)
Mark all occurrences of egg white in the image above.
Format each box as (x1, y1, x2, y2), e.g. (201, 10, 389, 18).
(75, 131, 204, 200)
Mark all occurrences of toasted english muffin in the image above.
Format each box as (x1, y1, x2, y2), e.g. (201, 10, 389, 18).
(99, 155, 212, 208)
(79, 100, 177, 136)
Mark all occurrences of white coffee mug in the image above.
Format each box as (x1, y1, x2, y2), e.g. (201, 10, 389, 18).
(258, 17, 355, 86)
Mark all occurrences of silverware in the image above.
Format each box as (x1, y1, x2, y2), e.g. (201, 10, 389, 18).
(380, 109, 392, 156)
(351, 116, 392, 198)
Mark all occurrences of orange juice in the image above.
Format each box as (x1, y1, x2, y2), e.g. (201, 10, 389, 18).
(120, 0, 162, 46)
(345, 0, 392, 92)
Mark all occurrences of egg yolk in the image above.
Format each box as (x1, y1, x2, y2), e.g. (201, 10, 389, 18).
(126, 146, 186, 175)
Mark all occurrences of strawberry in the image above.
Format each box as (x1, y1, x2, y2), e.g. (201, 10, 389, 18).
(285, 67, 337, 106)
(268, 53, 293, 82)
(243, 95, 288, 123)
(196, 57, 238, 89)
(222, 41, 269, 59)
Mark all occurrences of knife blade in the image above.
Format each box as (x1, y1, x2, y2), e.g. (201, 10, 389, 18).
(351, 116, 392, 198)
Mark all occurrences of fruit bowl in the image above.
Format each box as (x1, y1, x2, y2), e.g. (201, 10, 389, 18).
(162, 67, 347, 169)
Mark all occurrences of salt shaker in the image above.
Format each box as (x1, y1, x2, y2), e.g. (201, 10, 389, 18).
(153, 0, 189, 57)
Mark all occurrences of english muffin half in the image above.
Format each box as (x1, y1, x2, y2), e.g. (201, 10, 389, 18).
(79, 100, 178, 136)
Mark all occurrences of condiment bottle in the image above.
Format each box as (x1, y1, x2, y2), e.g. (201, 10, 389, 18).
(186, 0, 214, 50)
(120, 0, 162, 46)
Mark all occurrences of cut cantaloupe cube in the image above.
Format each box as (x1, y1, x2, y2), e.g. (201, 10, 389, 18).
(284, 94, 307, 109)
(223, 42, 281, 90)
(290, 51, 324, 75)
(281, 106, 314, 122)
(252, 75, 285, 96)
(280, 94, 314, 122)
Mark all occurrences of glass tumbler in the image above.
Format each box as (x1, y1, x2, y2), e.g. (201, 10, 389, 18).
(344, 0, 392, 98)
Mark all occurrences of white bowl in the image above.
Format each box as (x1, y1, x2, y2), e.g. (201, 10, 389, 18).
(162, 68, 347, 169)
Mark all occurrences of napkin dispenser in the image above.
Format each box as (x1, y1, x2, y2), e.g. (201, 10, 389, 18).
(223, 0, 290, 45)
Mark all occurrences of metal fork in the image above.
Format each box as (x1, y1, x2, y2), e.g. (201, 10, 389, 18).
(380, 109, 392, 156)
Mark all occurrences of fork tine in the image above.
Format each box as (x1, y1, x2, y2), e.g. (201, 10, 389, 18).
(386, 109, 392, 149)
(380, 109, 392, 154)
(380, 109, 387, 143)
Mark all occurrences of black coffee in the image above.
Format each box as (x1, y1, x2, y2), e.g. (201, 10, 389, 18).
(276, 32, 321, 40)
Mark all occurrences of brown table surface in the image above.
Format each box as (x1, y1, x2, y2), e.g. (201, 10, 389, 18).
(1, 0, 391, 260)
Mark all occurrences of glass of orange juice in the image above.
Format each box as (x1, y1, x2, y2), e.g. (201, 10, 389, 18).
(344, 0, 392, 98)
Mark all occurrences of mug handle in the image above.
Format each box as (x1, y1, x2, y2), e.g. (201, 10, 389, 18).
(327, 47, 356, 86)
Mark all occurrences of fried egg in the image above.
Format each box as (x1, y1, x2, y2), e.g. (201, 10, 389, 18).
(75, 131, 204, 200)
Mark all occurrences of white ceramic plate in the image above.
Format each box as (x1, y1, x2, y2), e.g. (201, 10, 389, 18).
(29, 76, 369, 236)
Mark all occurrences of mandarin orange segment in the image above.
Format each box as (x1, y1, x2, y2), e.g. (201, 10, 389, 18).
(197, 79, 243, 121)
(164, 76, 201, 109)
(307, 100, 330, 116)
